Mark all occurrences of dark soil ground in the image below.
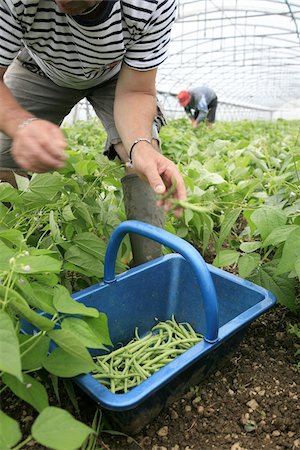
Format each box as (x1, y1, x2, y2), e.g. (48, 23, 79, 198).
(2, 305, 299, 450)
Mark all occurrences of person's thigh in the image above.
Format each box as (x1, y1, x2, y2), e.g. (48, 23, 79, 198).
(0, 59, 85, 170)
(87, 77, 120, 160)
(87, 78, 166, 162)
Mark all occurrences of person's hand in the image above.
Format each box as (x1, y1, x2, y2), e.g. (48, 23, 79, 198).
(191, 119, 198, 129)
(12, 120, 67, 173)
(130, 144, 187, 217)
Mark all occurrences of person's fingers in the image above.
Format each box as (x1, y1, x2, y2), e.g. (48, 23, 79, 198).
(160, 165, 187, 201)
(155, 165, 186, 217)
(31, 125, 67, 160)
(140, 161, 167, 195)
(14, 133, 65, 164)
(129, 147, 186, 217)
(12, 122, 67, 172)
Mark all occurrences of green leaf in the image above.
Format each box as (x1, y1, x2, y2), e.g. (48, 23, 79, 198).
(0, 310, 22, 381)
(262, 225, 299, 248)
(47, 329, 95, 364)
(21, 191, 49, 208)
(0, 241, 16, 271)
(276, 227, 300, 275)
(200, 213, 214, 252)
(65, 224, 75, 240)
(74, 160, 98, 176)
(15, 277, 56, 315)
(29, 173, 66, 199)
(63, 261, 96, 278)
(53, 285, 99, 318)
(84, 315, 113, 347)
(49, 210, 63, 243)
(2, 373, 49, 413)
(0, 183, 20, 202)
(250, 261, 296, 311)
(0, 229, 24, 248)
(176, 226, 188, 238)
(238, 253, 261, 278)
(34, 274, 59, 288)
(213, 250, 240, 267)
(12, 254, 62, 274)
(62, 205, 76, 222)
(61, 316, 110, 349)
(243, 209, 257, 236)
(73, 200, 93, 226)
(0, 410, 22, 449)
(73, 232, 107, 258)
(198, 167, 226, 186)
(64, 246, 104, 277)
(251, 207, 287, 240)
(19, 334, 50, 370)
(0, 285, 55, 331)
(184, 208, 194, 226)
(43, 347, 95, 377)
(240, 241, 262, 253)
(49, 374, 60, 404)
(15, 172, 30, 191)
(32, 406, 94, 450)
(0, 203, 10, 220)
(216, 208, 241, 254)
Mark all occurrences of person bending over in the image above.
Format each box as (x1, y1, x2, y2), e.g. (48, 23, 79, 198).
(177, 86, 218, 128)
(0, 0, 186, 266)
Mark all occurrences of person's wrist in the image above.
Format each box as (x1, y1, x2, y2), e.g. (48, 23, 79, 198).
(17, 117, 40, 131)
(125, 138, 152, 168)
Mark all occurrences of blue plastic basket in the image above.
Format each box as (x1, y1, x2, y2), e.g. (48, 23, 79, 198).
(68, 220, 276, 433)
(21, 220, 276, 433)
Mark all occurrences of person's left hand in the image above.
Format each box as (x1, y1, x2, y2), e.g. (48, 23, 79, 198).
(130, 143, 186, 217)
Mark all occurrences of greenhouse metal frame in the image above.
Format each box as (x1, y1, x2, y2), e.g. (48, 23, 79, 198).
(68, 0, 300, 122)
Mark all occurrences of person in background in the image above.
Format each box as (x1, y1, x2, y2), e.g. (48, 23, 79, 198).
(0, 0, 186, 267)
(177, 86, 218, 128)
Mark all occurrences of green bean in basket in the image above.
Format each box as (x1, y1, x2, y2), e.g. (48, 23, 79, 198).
(92, 315, 203, 393)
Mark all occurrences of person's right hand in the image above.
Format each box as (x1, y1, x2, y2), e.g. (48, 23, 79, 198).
(129, 143, 187, 217)
(11, 119, 67, 173)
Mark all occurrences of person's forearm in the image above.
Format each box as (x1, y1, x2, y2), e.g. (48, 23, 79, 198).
(114, 65, 158, 158)
(0, 78, 34, 138)
(114, 90, 156, 157)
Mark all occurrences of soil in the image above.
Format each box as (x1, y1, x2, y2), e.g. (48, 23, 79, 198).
(2, 305, 299, 450)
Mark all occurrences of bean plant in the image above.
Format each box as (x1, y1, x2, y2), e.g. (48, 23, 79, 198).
(0, 118, 299, 449)
(161, 119, 300, 312)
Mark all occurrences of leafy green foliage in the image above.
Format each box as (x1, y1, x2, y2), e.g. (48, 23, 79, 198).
(0, 118, 299, 448)
(161, 118, 300, 312)
(0, 410, 22, 449)
(0, 121, 121, 448)
(31, 407, 94, 450)
(0, 311, 22, 381)
(2, 373, 49, 413)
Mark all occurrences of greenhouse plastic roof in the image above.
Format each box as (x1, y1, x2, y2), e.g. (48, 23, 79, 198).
(157, 0, 300, 111)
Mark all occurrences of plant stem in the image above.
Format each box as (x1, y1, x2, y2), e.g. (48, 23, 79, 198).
(12, 435, 33, 450)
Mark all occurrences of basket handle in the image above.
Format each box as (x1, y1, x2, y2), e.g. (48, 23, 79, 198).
(104, 220, 218, 343)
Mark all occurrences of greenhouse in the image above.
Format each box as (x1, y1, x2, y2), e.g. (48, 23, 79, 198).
(68, 0, 300, 122)
(0, 1, 299, 450)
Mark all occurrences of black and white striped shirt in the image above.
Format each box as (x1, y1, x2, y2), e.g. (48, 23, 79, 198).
(0, 0, 176, 89)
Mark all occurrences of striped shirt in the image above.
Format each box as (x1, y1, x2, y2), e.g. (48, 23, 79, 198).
(0, 0, 176, 89)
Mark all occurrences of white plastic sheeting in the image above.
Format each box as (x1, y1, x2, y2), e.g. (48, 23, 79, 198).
(158, 0, 300, 119)
(65, 0, 300, 122)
